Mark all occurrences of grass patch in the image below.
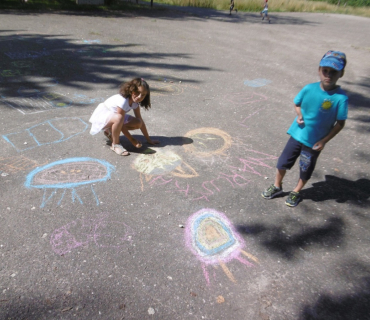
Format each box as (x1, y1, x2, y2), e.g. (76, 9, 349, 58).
(1, 0, 369, 17)
(153, 0, 370, 17)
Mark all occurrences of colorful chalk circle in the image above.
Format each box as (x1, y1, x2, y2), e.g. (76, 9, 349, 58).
(185, 209, 258, 284)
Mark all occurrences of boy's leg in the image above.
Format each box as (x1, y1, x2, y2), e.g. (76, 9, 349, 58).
(285, 147, 321, 207)
(274, 169, 286, 189)
(262, 137, 301, 200)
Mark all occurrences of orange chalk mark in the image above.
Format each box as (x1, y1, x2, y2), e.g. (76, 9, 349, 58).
(241, 250, 259, 264)
(219, 260, 236, 283)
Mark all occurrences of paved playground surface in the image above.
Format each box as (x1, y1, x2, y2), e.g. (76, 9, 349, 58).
(1, 6, 370, 320)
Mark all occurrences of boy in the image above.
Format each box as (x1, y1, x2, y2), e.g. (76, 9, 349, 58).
(260, 0, 270, 23)
(230, 0, 238, 15)
(261, 51, 348, 207)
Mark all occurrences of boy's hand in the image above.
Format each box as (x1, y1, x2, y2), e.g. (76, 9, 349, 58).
(296, 116, 304, 124)
(312, 141, 325, 151)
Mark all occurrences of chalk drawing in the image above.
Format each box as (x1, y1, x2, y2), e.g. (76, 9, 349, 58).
(25, 157, 115, 208)
(4, 50, 51, 60)
(0, 156, 45, 174)
(2, 117, 89, 152)
(147, 147, 277, 201)
(72, 93, 104, 105)
(133, 150, 198, 178)
(185, 209, 258, 285)
(50, 213, 134, 255)
(0, 91, 72, 114)
(244, 79, 272, 87)
(224, 92, 268, 106)
(1, 69, 22, 77)
(183, 128, 233, 158)
(83, 40, 102, 44)
(11, 61, 35, 68)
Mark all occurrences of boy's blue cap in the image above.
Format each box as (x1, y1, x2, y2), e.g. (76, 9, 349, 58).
(320, 50, 346, 71)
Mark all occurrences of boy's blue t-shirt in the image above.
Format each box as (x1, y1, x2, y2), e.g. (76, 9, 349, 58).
(287, 82, 348, 148)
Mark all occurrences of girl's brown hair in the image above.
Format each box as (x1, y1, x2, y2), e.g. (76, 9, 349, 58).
(119, 78, 151, 110)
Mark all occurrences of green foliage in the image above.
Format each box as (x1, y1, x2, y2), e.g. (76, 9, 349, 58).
(314, 0, 370, 6)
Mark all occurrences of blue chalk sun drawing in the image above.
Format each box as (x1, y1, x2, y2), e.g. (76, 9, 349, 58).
(25, 157, 115, 208)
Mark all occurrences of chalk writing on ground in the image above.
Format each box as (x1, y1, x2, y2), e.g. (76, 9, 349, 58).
(138, 128, 278, 201)
(244, 78, 272, 87)
(1, 91, 72, 114)
(183, 127, 233, 158)
(4, 50, 51, 60)
(50, 213, 134, 255)
(25, 157, 115, 208)
(2, 117, 89, 152)
(225, 91, 268, 106)
(185, 208, 258, 285)
(0, 156, 46, 174)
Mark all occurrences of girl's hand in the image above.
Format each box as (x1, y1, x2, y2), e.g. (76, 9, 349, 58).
(296, 116, 304, 124)
(147, 139, 160, 145)
(131, 138, 142, 148)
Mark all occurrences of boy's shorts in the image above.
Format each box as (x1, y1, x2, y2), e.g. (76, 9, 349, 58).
(277, 136, 321, 181)
(261, 8, 268, 14)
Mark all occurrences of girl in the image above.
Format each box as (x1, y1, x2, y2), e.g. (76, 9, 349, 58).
(89, 78, 159, 156)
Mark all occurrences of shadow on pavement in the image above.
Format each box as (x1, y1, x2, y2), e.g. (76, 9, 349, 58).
(299, 276, 370, 320)
(0, 32, 210, 110)
(301, 175, 370, 206)
(236, 216, 345, 260)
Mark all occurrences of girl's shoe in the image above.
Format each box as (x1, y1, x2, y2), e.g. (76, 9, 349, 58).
(110, 144, 130, 156)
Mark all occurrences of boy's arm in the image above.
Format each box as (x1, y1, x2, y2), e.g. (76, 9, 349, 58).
(294, 104, 304, 124)
(313, 120, 346, 151)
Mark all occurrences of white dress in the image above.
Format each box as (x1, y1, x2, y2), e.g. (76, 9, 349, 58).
(89, 94, 139, 135)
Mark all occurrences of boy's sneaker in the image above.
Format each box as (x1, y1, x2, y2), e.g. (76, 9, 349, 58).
(285, 191, 301, 207)
(261, 184, 283, 199)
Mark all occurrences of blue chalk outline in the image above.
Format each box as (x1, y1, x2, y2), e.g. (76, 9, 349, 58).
(193, 213, 236, 256)
(2, 117, 89, 152)
(25, 157, 115, 189)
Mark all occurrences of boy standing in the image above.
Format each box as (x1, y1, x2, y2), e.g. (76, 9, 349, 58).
(262, 51, 348, 207)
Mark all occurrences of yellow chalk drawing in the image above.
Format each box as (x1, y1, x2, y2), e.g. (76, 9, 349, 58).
(1, 69, 22, 77)
(133, 150, 198, 178)
(183, 128, 232, 158)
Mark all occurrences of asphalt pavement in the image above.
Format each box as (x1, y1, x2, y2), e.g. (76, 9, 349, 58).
(0, 6, 370, 320)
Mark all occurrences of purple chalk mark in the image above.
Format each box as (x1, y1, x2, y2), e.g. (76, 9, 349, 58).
(50, 214, 134, 255)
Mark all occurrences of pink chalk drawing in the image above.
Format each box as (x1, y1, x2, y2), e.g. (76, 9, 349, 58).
(50, 214, 134, 255)
(224, 91, 268, 106)
(185, 209, 258, 285)
(145, 148, 277, 202)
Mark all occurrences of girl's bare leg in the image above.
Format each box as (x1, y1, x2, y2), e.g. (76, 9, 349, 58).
(121, 117, 143, 148)
(103, 114, 124, 145)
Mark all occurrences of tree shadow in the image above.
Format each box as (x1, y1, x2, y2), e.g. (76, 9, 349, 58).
(0, 32, 212, 112)
(299, 276, 370, 320)
(235, 216, 345, 260)
(300, 175, 370, 207)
